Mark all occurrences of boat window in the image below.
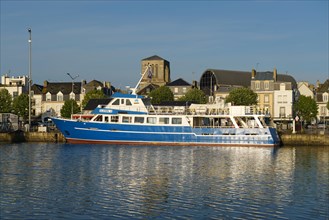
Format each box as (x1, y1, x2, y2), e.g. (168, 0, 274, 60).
(147, 117, 157, 124)
(126, 99, 132, 106)
(104, 116, 109, 122)
(111, 116, 119, 122)
(172, 117, 182, 124)
(121, 99, 125, 105)
(94, 115, 103, 122)
(159, 117, 169, 124)
(134, 117, 144, 123)
(112, 99, 120, 105)
(122, 116, 132, 123)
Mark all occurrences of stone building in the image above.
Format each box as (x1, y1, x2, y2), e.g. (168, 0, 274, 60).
(138, 55, 171, 93)
(166, 78, 192, 100)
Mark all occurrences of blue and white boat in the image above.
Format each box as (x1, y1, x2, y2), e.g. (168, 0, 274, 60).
(52, 67, 280, 147)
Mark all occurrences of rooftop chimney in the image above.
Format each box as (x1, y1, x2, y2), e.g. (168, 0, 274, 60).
(251, 69, 256, 79)
(273, 68, 277, 81)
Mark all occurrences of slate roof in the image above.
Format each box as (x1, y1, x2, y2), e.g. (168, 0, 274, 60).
(142, 55, 166, 61)
(43, 82, 82, 94)
(317, 79, 329, 93)
(167, 78, 191, 86)
(203, 69, 251, 87)
(84, 98, 112, 110)
(201, 69, 297, 89)
(31, 84, 44, 94)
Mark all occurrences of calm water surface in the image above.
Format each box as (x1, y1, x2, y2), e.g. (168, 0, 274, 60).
(0, 143, 328, 219)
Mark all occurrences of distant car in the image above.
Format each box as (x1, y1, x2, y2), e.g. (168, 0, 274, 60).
(317, 123, 326, 129)
(305, 124, 317, 129)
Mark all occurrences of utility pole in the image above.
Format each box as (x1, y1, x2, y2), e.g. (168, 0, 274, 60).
(66, 73, 79, 118)
(28, 28, 32, 130)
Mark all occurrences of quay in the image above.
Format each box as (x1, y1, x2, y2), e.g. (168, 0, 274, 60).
(0, 131, 66, 143)
(0, 131, 328, 146)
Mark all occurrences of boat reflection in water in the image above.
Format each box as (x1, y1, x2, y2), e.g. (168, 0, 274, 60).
(0, 144, 328, 219)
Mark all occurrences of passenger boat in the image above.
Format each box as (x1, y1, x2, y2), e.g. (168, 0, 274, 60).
(51, 67, 280, 147)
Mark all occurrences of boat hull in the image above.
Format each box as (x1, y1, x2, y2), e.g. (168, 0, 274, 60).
(52, 118, 281, 147)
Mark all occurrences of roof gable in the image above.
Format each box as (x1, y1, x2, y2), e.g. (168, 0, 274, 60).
(167, 78, 191, 86)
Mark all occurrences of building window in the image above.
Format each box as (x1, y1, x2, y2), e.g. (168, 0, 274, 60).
(57, 92, 63, 101)
(323, 93, 328, 102)
(255, 82, 260, 90)
(280, 107, 286, 117)
(264, 81, 269, 90)
(280, 83, 286, 91)
(13, 91, 18, 98)
(183, 87, 187, 93)
(46, 92, 51, 101)
(264, 95, 269, 103)
(320, 106, 326, 115)
(69, 92, 75, 100)
(278, 95, 282, 104)
(174, 88, 178, 94)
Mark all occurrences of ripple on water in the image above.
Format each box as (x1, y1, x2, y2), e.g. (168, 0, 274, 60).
(0, 144, 328, 219)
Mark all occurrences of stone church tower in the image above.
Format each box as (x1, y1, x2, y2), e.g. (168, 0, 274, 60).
(139, 55, 171, 90)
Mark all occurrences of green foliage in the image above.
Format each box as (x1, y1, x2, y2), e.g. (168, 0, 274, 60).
(179, 88, 207, 104)
(82, 89, 107, 109)
(149, 86, 174, 105)
(0, 89, 12, 113)
(225, 87, 258, 106)
(12, 93, 29, 119)
(60, 99, 80, 118)
(295, 95, 318, 123)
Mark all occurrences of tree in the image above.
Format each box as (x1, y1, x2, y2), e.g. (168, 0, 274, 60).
(0, 89, 12, 113)
(149, 86, 174, 104)
(295, 95, 318, 123)
(82, 89, 107, 109)
(225, 87, 258, 106)
(12, 93, 29, 119)
(179, 88, 207, 104)
(60, 99, 80, 118)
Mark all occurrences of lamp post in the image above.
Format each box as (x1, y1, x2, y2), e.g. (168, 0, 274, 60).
(66, 73, 79, 118)
(28, 28, 32, 130)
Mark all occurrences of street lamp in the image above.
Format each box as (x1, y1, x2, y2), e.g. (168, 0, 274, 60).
(28, 28, 32, 130)
(66, 73, 79, 118)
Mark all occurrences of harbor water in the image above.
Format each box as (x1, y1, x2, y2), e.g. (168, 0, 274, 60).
(0, 143, 328, 219)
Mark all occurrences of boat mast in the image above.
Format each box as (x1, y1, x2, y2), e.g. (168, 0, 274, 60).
(131, 65, 151, 95)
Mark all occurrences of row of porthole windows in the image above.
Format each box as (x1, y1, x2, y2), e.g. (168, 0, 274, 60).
(95, 115, 183, 125)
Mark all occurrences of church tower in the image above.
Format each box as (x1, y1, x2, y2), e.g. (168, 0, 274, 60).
(139, 55, 171, 90)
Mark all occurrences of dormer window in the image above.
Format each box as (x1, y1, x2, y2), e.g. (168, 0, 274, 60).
(46, 92, 51, 101)
(280, 83, 286, 91)
(70, 92, 75, 100)
(323, 93, 328, 102)
(57, 92, 63, 101)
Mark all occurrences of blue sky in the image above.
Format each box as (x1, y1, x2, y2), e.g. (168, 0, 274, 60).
(1, 1, 328, 89)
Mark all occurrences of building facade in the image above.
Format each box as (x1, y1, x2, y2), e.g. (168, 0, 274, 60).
(0, 74, 29, 99)
(138, 55, 171, 92)
(166, 78, 192, 100)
